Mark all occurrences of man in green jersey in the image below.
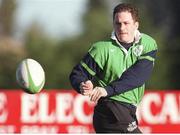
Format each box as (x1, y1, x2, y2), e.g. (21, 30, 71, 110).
(69, 3, 157, 133)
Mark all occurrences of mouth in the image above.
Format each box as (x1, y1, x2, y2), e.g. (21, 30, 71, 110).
(120, 33, 128, 36)
(120, 31, 127, 34)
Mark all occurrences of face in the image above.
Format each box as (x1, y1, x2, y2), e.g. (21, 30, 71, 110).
(113, 11, 139, 43)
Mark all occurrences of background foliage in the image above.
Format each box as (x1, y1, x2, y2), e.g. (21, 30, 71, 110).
(0, 0, 179, 90)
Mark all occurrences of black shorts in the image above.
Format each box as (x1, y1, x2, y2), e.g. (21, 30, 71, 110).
(93, 98, 142, 133)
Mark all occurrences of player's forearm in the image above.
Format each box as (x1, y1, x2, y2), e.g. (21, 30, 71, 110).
(69, 64, 88, 93)
(106, 60, 153, 95)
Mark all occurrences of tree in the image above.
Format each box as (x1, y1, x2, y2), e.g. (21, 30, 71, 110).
(0, 0, 27, 89)
(0, 0, 17, 36)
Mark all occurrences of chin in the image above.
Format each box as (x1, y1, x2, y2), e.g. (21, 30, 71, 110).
(119, 36, 134, 43)
(119, 38, 129, 43)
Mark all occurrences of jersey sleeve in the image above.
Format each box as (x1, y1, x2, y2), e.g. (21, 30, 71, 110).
(69, 43, 104, 93)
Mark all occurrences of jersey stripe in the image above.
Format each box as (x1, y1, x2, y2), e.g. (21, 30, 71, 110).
(138, 56, 155, 62)
(138, 50, 157, 62)
(81, 53, 104, 80)
(80, 61, 96, 76)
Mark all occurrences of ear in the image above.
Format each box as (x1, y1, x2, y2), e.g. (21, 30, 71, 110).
(135, 22, 139, 29)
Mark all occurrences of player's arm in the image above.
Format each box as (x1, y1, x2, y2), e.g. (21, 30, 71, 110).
(105, 49, 157, 96)
(69, 50, 102, 94)
(69, 62, 90, 94)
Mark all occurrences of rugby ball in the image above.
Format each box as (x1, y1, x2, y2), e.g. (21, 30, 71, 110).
(16, 58, 45, 94)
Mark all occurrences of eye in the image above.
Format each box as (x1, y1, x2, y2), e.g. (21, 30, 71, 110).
(115, 22, 121, 26)
(124, 22, 130, 25)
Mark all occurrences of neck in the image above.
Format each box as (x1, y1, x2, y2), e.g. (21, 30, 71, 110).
(119, 41, 133, 51)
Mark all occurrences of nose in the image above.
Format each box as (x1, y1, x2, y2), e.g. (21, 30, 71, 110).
(120, 23, 125, 31)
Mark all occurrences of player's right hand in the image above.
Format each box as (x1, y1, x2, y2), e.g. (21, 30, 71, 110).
(80, 80, 93, 96)
(89, 87, 108, 103)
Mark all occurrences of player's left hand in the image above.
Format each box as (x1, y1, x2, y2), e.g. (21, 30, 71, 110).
(89, 87, 107, 103)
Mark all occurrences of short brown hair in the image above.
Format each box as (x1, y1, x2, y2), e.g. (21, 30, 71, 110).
(113, 3, 139, 22)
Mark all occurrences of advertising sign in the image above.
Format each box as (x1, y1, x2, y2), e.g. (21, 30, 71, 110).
(0, 90, 180, 133)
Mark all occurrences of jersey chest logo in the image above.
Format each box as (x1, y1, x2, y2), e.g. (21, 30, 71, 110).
(132, 45, 143, 57)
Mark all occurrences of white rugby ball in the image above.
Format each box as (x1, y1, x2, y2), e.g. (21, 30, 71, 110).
(16, 58, 45, 94)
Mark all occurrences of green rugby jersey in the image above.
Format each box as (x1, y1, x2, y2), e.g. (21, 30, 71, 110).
(80, 31, 157, 106)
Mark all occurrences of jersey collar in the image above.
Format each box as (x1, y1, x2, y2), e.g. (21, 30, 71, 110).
(111, 30, 142, 45)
